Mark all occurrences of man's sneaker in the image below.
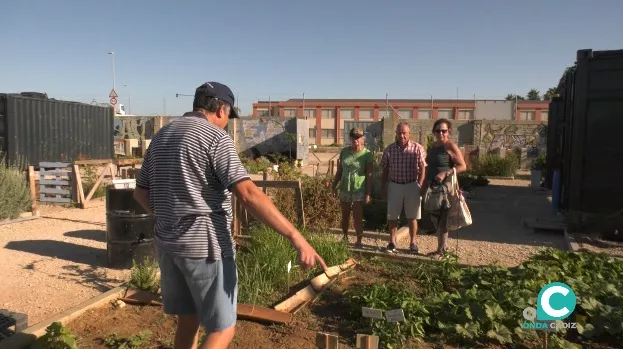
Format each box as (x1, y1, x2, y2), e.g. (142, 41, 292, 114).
(386, 243, 397, 253)
(410, 243, 419, 254)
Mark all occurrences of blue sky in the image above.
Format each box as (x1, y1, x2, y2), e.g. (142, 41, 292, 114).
(1, 0, 621, 116)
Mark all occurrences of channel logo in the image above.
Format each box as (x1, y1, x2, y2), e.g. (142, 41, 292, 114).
(522, 282, 578, 330)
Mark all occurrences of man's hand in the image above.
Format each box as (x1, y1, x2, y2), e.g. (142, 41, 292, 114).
(291, 235, 328, 271)
(365, 194, 371, 204)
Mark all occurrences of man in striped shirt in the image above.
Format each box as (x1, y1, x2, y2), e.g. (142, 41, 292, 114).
(133, 82, 327, 349)
(380, 122, 427, 254)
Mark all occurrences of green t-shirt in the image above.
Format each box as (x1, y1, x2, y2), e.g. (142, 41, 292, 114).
(338, 147, 373, 194)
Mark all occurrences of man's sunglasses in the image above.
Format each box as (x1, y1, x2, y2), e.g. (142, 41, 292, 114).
(434, 129, 448, 134)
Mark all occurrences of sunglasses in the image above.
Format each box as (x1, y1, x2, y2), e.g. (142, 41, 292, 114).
(434, 129, 448, 134)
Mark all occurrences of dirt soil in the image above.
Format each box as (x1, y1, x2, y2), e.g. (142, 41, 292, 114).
(0, 203, 129, 326)
(345, 177, 567, 267)
(66, 263, 455, 349)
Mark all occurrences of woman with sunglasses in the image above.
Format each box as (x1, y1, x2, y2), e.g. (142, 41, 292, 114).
(424, 119, 467, 259)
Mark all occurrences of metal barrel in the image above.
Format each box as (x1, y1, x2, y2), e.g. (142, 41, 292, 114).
(105, 186, 156, 269)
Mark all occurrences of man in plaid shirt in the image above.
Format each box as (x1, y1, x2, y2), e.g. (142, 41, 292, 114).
(380, 122, 427, 253)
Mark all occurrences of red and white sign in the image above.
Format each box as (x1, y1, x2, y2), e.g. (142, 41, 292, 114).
(110, 97, 117, 105)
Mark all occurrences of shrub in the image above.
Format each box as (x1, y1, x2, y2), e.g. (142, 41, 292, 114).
(471, 153, 519, 177)
(128, 257, 160, 293)
(271, 162, 342, 230)
(0, 154, 32, 220)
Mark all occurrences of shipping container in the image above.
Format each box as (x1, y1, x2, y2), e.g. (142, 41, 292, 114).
(547, 49, 623, 215)
(0, 93, 114, 166)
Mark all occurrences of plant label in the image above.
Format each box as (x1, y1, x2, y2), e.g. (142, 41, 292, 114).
(361, 307, 383, 319)
(287, 261, 292, 273)
(386, 308, 405, 322)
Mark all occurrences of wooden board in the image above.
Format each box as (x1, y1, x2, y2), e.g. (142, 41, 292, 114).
(237, 304, 292, 324)
(316, 332, 339, 349)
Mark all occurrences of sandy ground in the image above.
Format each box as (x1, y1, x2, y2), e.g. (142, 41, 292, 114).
(343, 176, 568, 267)
(0, 203, 129, 326)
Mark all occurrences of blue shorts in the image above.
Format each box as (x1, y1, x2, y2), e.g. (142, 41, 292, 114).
(156, 246, 238, 332)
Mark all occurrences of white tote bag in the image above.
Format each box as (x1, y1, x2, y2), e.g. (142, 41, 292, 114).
(446, 168, 473, 231)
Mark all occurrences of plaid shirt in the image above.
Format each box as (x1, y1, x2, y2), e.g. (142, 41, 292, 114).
(380, 140, 427, 184)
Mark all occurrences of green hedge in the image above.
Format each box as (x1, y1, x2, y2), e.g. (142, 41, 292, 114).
(0, 155, 32, 220)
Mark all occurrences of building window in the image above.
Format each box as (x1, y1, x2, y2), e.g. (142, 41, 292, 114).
(379, 109, 391, 119)
(321, 109, 335, 119)
(359, 109, 373, 120)
(438, 109, 453, 119)
(458, 109, 474, 120)
(321, 129, 335, 139)
(256, 108, 268, 117)
(340, 108, 354, 120)
(520, 110, 536, 121)
(284, 109, 297, 117)
(398, 109, 412, 119)
(541, 110, 548, 121)
(418, 109, 432, 119)
(303, 109, 316, 118)
(309, 128, 316, 138)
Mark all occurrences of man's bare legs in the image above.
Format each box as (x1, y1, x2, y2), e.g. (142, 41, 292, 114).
(388, 219, 398, 251)
(175, 315, 200, 349)
(200, 326, 235, 349)
(408, 218, 418, 245)
(175, 315, 235, 349)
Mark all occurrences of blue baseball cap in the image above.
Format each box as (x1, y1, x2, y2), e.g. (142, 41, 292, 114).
(194, 81, 239, 118)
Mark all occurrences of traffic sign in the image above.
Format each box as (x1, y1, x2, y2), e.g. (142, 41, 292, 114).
(109, 88, 118, 98)
(110, 97, 117, 105)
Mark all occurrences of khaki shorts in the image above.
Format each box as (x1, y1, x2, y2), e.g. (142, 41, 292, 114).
(387, 181, 421, 220)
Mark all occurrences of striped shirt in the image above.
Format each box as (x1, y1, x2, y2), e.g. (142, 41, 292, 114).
(136, 112, 250, 260)
(380, 140, 427, 184)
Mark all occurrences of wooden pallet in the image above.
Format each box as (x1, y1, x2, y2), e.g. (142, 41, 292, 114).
(38, 162, 72, 203)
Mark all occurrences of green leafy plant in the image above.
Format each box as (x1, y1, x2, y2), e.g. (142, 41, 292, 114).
(103, 330, 152, 349)
(31, 322, 78, 349)
(348, 249, 623, 348)
(471, 153, 519, 177)
(0, 153, 32, 220)
(128, 257, 160, 293)
(532, 153, 546, 171)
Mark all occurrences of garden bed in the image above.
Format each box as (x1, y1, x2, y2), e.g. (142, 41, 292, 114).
(46, 244, 623, 349)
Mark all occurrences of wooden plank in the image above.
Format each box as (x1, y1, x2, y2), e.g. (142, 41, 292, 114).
(40, 188, 71, 195)
(295, 181, 305, 228)
(40, 179, 71, 185)
(253, 180, 300, 189)
(39, 162, 71, 168)
(73, 159, 113, 165)
(40, 195, 71, 203)
(28, 166, 39, 216)
(83, 164, 109, 204)
(316, 332, 339, 349)
(39, 170, 71, 176)
(73, 164, 85, 205)
(236, 304, 292, 324)
(115, 158, 143, 166)
(356, 334, 379, 349)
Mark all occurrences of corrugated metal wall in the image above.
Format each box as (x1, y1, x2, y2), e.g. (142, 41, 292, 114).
(0, 94, 114, 166)
(550, 49, 623, 214)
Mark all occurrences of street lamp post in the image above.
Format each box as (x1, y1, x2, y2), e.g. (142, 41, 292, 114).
(107, 52, 116, 91)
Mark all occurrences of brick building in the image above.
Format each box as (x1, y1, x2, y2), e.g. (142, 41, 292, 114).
(252, 98, 549, 145)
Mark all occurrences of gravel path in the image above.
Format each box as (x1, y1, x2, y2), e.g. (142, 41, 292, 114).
(343, 176, 567, 267)
(0, 203, 129, 326)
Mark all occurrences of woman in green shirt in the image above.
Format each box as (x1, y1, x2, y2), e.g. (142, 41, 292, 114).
(331, 127, 374, 248)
